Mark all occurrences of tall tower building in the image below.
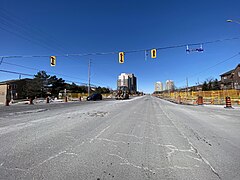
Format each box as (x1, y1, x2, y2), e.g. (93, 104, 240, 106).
(155, 82, 163, 91)
(166, 80, 174, 91)
(117, 73, 137, 94)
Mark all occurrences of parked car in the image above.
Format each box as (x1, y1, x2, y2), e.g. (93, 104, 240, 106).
(87, 93, 102, 101)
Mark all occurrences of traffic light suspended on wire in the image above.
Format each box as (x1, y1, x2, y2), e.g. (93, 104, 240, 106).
(119, 52, 124, 64)
(151, 49, 157, 58)
(50, 56, 56, 66)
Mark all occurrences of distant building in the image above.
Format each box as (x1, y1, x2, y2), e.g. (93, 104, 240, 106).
(166, 80, 174, 91)
(0, 83, 9, 104)
(117, 73, 137, 94)
(0, 78, 32, 100)
(155, 82, 163, 92)
(220, 64, 240, 90)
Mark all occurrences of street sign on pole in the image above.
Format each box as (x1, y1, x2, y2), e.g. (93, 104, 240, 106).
(151, 49, 157, 58)
(50, 56, 56, 66)
(119, 52, 124, 63)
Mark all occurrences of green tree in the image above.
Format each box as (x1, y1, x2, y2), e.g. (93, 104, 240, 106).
(24, 71, 51, 98)
(95, 86, 110, 94)
(208, 79, 213, 90)
(78, 86, 87, 93)
(48, 75, 65, 97)
(34, 71, 50, 97)
(212, 79, 220, 90)
(67, 83, 88, 93)
(202, 81, 208, 91)
(25, 79, 42, 98)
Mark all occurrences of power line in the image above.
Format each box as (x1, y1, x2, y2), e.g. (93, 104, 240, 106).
(0, 8, 68, 52)
(0, 60, 107, 87)
(1, 36, 239, 59)
(0, 9, 64, 53)
(0, 69, 34, 77)
(1, 61, 88, 82)
(0, 69, 103, 87)
(190, 52, 240, 78)
(0, 8, 92, 66)
(175, 52, 240, 85)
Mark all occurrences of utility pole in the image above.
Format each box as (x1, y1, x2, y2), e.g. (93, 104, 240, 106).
(88, 59, 91, 96)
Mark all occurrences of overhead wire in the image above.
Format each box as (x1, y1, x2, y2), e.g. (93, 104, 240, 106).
(0, 8, 68, 52)
(1, 36, 239, 88)
(0, 9, 99, 85)
(0, 60, 109, 87)
(1, 61, 88, 82)
(175, 51, 240, 86)
(0, 8, 89, 65)
(0, 69, 34, 77)
(1, 7, 239, 59)
(0, 8, 65, 53)
(0, 60, 107, 87)
(1, 8, 240, 89)
(1, 36, 240, 59)
(0, 69, 97, 86)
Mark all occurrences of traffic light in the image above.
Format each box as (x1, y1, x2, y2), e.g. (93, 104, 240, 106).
(151, 49, 157, 58)
(50, 56, 56, 66)
(119, 52, 124, 63)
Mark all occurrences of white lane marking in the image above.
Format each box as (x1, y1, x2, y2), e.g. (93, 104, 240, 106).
(156, 99, 221, 179)
(102, 132, 198, 162)
(31, 141, 85, 170)
(64, 152, 78, 156)
(89, 125, 110, 143)
(98, 138, 127, 144)
(186, 155, 203, 162)
(108, 153, 156, 174)
(98, 137, 143, 145)
(115, 132, 153, 140)
(114, 133, 196, 160)
(36, 150, 67, 167)
(108, 153, 197, 173)
(0, 166, 29, 173)
(7, 109, 48, 116)
(156, 166, 193, 170)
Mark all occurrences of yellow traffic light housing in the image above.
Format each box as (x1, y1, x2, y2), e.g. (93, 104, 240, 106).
(50, 56, 56, 66)
(119, 52, 124, 64)
(151, 49, 157, 58)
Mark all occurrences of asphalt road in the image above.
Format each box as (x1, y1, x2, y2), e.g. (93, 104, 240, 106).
(0, 95, 239, 180)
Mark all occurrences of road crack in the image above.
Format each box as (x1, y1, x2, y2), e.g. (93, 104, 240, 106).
(157, 101, 222, 179)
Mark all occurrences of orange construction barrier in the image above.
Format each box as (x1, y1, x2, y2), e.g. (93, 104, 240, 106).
(64, 97, 68, 102)
(5, 99, 10, 106)
(29, 98, 34, 105)
(177, 95, 181, 104)
(46, 97, 50, 103)
(225, 96, 232, 108)
(197, 96, 203, 105)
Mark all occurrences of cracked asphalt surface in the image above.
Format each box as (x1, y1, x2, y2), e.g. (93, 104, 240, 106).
(0, 95, 240, 179)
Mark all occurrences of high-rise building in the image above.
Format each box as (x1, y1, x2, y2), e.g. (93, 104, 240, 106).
(166, 80, 174, 91)
(155, 82, 163, 91)
(117, 73, 137, 94)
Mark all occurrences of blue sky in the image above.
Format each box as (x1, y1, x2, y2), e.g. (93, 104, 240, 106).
(0, 0, 239, 93)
